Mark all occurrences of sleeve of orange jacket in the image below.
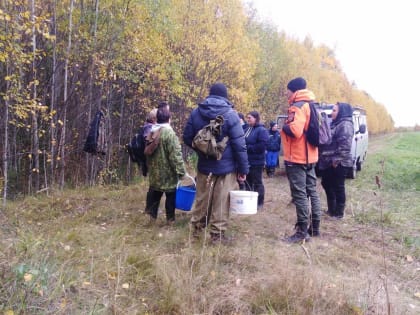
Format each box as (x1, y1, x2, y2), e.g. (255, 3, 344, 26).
(285, 105, 306, 139)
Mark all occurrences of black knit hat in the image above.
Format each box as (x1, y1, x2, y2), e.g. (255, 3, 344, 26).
(270, 121, 276, 128)
(209, 83, 228, 99)
(287, 77, 307, 92)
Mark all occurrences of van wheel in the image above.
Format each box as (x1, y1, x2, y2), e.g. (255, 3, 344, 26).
(356, 161, 362, 171)
(349, 166, 357, 179)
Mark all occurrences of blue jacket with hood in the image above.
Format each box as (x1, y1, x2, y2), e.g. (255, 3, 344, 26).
(243, 123, 269, 166)
(183, 95, 249, 176)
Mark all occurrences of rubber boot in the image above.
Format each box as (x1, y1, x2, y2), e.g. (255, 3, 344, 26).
(285, 223, 310, 243)
(210, 231, 233, 245)
(307, 220, 320, 237)
(325, 198, 336, 217)
(335, 203, 345, 219)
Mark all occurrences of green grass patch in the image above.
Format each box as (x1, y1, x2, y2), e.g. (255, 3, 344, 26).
(366, 132, 420, 191)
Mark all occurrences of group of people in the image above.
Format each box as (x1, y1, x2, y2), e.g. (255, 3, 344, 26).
(139, 77, 354, 245)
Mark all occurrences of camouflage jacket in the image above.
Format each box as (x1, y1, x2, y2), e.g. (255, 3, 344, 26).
(147, 124, 186, 191)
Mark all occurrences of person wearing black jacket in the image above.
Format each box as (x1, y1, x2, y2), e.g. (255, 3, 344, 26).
(318, 102, 354, 221)
(243, 111, 269, 210)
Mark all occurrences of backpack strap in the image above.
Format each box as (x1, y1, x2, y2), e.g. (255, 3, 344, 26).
(293, 100, 311, 165)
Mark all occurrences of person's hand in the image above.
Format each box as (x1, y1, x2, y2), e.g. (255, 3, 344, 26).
(332, 160, 339, 168)
(237, 173, 246, 182)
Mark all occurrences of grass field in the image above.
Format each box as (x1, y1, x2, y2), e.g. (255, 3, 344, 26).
(1, 132, 419, 314)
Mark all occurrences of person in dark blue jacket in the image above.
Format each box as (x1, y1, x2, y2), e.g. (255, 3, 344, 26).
(243, 111, 269, 210)
(183, 83, 249, 244)
(265, 121, 281, 177)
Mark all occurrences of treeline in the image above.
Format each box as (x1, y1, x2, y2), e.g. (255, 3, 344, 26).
(0, 0, 394, 198)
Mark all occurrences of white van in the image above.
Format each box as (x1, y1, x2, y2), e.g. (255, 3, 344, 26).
(277, 103, 368, 179)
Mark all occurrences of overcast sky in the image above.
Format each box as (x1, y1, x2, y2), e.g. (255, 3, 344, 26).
(247, 0, 420, 127)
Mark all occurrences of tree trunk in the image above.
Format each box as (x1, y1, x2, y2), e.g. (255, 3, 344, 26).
(2, 62, 10, 209)
(50, 0, 57, 187)
(31, 0, 40, 192)
(86, 0, 100, 186)
(60, 0, 74, 189)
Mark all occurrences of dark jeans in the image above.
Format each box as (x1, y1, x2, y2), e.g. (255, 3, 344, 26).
(321, 165, 347, 206)
(245, 165, 265, 206)
(145, 188, 176, 221)
(285, 163, 321, 225)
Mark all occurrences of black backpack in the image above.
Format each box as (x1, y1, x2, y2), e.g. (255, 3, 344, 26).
(126, 127, 148, 176)
(295, 101, 332, 147)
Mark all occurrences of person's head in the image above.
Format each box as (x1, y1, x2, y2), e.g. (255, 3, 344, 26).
(333, 102, 353, 121)
(157, 101, 169, 111)
(156, 107, 171, 124)
(209, 83, 228, 99)
(238, 112, 245, 125)
(270, 121, 278, 131)
(286, 77, 306, 98)
(146, 108, 158, 124)
(246, 111, 260, 126)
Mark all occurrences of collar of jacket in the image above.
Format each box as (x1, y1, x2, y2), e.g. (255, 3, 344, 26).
(288, 89, 316, 105)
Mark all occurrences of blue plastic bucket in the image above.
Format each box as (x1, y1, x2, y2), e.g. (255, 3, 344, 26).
(175, 175, 196, 211)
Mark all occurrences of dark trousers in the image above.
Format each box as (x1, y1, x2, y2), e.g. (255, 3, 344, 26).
(245, 165, 265, 206)
(145, 188, 176, 221)
(321, 165, 347, 206)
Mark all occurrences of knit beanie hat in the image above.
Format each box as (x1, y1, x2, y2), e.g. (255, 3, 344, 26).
(209, 83, 228, 99)
(287, 77, 307, 92)
(270, 121, 276, 128)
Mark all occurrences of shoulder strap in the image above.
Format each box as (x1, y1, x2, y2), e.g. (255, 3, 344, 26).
(293, 100, 311, 108)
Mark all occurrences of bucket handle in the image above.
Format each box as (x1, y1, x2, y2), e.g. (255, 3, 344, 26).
(177, 174, 196, 189)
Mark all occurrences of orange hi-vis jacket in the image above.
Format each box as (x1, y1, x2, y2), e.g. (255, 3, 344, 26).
(280, 89, 319, 164)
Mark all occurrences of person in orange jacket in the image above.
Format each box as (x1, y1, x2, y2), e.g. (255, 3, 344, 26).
(280, 77, 322, 242)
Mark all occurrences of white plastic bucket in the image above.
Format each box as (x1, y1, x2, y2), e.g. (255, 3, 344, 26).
(229, 190, 258, 215)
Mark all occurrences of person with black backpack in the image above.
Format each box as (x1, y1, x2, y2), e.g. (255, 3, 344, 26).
(145, 106, 186, 224)
(127, 108, 157, 176)
(280, 77, 322, 243)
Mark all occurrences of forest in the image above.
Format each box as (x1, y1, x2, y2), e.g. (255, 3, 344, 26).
(0, 0, 395, 198)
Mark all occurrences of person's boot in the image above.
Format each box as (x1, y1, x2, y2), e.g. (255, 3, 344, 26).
(335, 203, 345, 219)
(307, 220, 320, 237)
(325, 198, 336, 217)
(210, 231, 233, 245)
(192, 225, 203, 239)
(285, 223, 310, 243)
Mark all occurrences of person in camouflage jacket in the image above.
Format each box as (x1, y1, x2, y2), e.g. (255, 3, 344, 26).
(145, 107, 186, 223)
(318, 102, 354, 219)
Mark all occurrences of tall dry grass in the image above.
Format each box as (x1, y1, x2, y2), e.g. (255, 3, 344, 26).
(0, 132, 419, 314)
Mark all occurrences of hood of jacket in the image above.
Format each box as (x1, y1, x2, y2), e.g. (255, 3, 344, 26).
(334, 102, 353, 123)
(288, 89, 316, 105)
(198, 96, 233, 120)
(150, 123, 172, 133)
